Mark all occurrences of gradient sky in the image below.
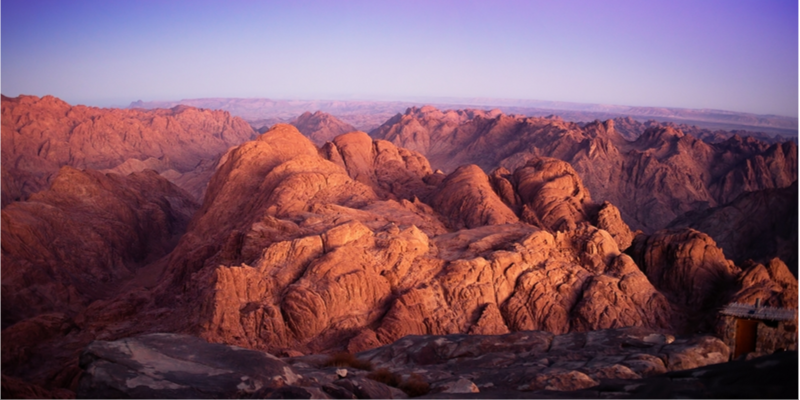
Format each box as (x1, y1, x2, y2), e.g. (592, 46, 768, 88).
(2, 0, 798, 116)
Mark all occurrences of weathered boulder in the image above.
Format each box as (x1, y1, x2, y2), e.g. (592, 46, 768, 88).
(514, 157, 593, 232)
(728, 258, 798, 308)
(429, 164, 519, 229)
(322, 131, 434, 201)
(594, 201, 636, 251)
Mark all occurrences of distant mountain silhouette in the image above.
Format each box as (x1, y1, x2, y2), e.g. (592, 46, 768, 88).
(129, 97, 799, 138)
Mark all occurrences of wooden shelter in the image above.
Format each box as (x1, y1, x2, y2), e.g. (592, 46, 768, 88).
(719, 301, 797, 359)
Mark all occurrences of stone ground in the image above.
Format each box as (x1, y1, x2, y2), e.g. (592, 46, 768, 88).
(75, 327, 799, 399)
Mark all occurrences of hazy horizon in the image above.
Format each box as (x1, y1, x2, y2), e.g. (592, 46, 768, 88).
(2, 0, 798, 117)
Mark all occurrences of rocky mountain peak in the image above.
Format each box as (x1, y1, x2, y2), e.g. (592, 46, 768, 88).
(290, 110, 356, 146)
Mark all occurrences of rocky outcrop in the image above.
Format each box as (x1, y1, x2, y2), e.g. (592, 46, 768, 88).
(429, 164, 518, 229)
(370, 106, 498, 160)
(630, 229, 739, 307)
(727, 258, 798, 308)
(1, 94, 256, 205)
(321, 131, 435, 201)
(514, 158, 593, 231)
(148, 128, 681, 356)
(134, 126, 793, 356)
(609, 116, 651, 141)
(628, 229, 754, 333)
(594, 201, 636, 251)
(291, 111, 357, 145)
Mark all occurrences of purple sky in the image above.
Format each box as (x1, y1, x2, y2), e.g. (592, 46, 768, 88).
(2, 0, 797, 116)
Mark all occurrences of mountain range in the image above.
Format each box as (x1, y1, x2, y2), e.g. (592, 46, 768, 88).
(129, 97, 799, 138)
(371, 106, 797, 234)
(1, 95, 797, 398)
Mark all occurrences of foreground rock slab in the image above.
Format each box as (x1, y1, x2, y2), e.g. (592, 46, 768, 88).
(77, 333, 303, 399)
(354, 326, 728, 394)
(422, 350, 798, 399)
(80, 328, 795, 399)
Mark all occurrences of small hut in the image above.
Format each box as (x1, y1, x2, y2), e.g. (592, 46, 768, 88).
(718, 300, 797, 359)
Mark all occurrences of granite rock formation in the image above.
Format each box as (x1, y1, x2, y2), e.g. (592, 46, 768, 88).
(134, 125, 794, 361)
(321, 131, 434, 201)
(139, 127, 688, 359)
(726, 258, 798, 309)
(429, 164, 519, 230)
(628, 229, 741, 332)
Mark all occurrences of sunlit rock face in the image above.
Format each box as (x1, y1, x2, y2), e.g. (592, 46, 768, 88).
(142, 124, 792, 355)
(151, 126, 684, 355)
